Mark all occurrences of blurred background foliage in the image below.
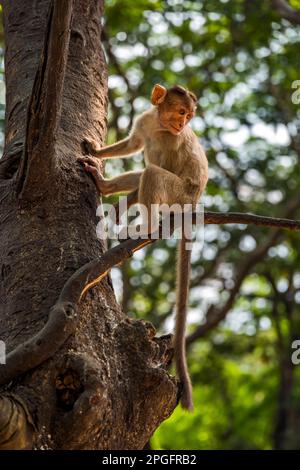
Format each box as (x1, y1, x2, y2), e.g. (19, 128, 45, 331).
(102, 0, 300, 450)
(1, 0, 300, 450)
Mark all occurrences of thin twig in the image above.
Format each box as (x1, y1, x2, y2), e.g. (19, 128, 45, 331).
(204, 211, 300, 230)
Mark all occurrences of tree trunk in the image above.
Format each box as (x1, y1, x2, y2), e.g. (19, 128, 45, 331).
(0, 0, 177, 450)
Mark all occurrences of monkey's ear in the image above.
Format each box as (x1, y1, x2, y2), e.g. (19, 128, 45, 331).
(189, 91, 198, 103)
(151, 84, 167, 105)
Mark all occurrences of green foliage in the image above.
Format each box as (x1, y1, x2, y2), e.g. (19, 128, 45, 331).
(103, 0, 300, 449)
(153, 335, 277, 449)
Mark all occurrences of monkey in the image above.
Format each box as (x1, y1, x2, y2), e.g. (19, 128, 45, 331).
(79, 84, 209, 411)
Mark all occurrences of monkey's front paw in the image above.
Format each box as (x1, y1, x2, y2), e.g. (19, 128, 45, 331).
(81, 138, 99, 156)
(78, 156, 107, 196)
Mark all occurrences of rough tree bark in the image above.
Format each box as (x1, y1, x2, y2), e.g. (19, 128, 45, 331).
(0, 0, 177, 450)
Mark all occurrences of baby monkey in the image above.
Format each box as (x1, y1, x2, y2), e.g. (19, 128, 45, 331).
(80, 84, 208, 410)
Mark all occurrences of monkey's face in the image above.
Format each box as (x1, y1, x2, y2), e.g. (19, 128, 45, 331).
(151, 84, 197, 136)
(158, 99, 196, 136)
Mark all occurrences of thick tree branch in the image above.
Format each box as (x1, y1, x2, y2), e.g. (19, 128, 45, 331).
(272, 0, 300, 25)
(0, 236, 152, 386)
(1, 208, 300, 386)
(17, 0, 74, 196)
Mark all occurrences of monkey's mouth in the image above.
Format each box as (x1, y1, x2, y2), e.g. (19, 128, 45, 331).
(169, 124, 182, 135)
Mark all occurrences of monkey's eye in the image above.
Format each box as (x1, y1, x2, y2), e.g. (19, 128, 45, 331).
(179, 110, 186, 115)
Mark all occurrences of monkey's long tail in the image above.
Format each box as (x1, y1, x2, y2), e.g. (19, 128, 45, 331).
(174, 235, 194, 411)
